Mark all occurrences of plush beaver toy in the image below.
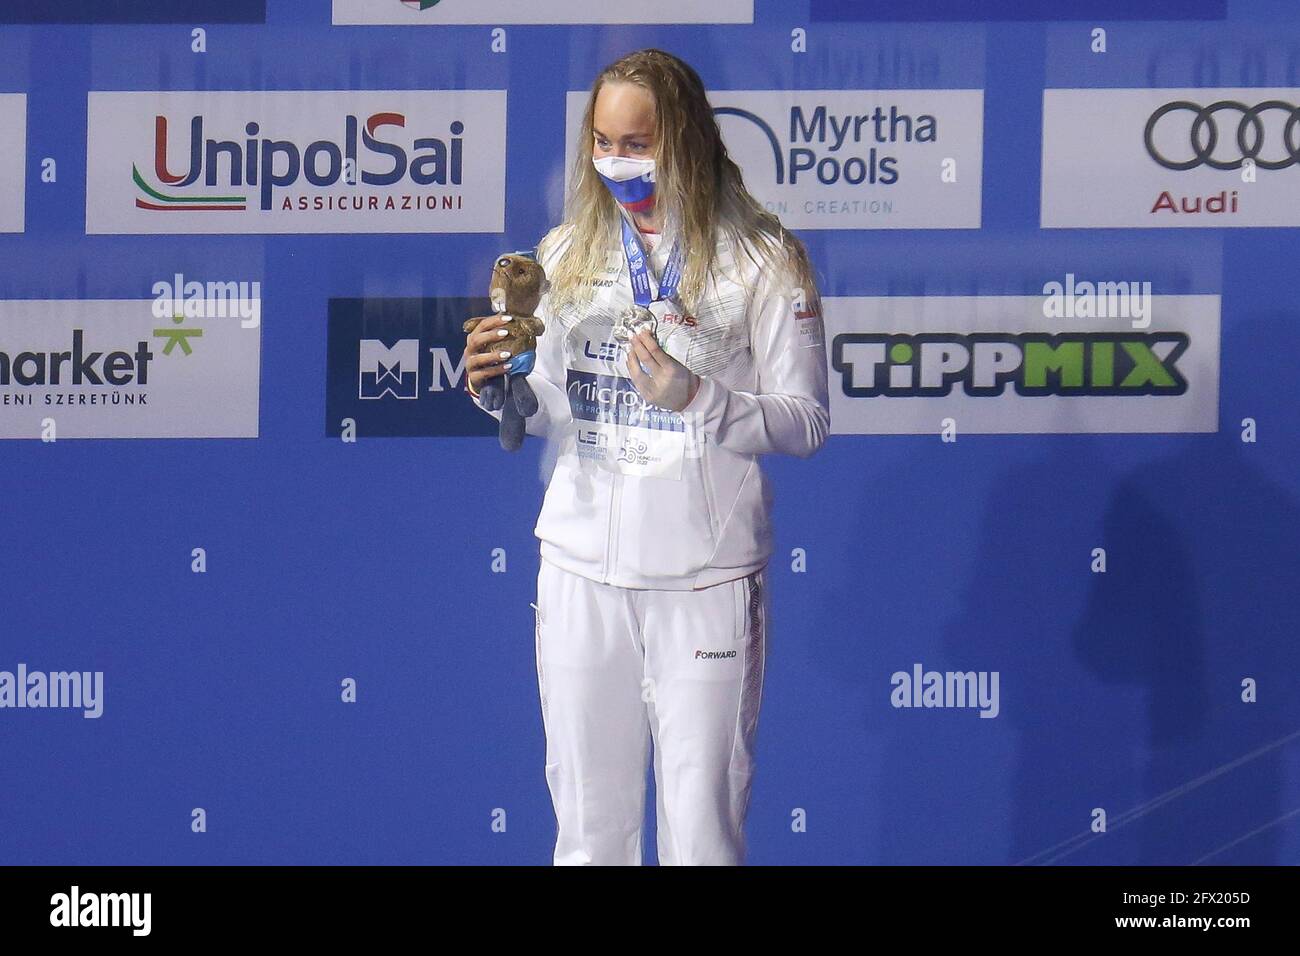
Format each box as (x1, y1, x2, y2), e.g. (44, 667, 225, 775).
(464, 252, 548, 452)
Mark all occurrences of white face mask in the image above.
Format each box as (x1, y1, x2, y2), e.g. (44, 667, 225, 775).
(592, 154, 656, 183)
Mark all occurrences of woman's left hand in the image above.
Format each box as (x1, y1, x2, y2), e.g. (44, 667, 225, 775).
(626, 329, 700, 412)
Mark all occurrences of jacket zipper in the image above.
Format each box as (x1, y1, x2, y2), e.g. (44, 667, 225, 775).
(699, 443, 717, 540)
(604, 231, 651, 585)
(604, 471, 622, 584)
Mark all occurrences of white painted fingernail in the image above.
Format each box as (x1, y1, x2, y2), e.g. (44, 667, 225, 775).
(498, 350, 511, 358)
(497, 328, 509, 336)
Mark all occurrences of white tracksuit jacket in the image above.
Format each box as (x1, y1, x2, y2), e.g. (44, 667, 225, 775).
(474, 219, 830, 590)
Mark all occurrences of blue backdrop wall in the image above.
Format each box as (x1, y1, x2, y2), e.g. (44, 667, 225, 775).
(0, 0, 1297, 865)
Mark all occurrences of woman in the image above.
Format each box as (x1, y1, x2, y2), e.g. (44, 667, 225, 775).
(463, 48, 829, 866)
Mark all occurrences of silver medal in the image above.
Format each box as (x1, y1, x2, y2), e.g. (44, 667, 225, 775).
(613, 304, 658, 344)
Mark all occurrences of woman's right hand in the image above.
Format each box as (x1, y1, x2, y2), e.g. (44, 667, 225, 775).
(463, 314, 514, 395)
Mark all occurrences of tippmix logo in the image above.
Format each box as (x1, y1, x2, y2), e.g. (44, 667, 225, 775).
(822, 295, 1220, 436)
(834, 331, 1191, 398)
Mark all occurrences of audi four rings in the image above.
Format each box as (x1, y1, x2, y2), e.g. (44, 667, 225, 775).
(1144, 100, 1300, 170)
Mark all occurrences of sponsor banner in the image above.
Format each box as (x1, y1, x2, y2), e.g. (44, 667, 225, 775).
(0, 300, 261, 439)
(1042, 88, 1300, 228)
(0, 95, 25, 233)
(326, 297, 497, 438)
(824, 295, 1219, 434)
(0, 0, 266, 23)
(332, 0, 753, 25)
(811, 0, 1224, 19)
(566, 89, 983, 229)
(86, 91, 506, 235)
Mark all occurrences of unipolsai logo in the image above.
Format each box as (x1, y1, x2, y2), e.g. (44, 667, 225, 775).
(135, 111, 463, 212)
(88, 91, 507, 234)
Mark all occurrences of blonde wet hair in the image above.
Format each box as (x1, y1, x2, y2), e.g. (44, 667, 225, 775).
(542, 47, 822, 319)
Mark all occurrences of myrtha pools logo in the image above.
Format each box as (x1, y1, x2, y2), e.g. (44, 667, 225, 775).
(565, 90, 983, 229)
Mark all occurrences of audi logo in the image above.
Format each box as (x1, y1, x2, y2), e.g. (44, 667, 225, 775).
(1144, 100, 1300, 171)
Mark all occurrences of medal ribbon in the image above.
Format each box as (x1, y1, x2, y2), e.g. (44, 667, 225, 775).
(619, 213, 684, 308)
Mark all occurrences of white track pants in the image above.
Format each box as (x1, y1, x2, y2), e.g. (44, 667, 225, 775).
(532, 556, 769, 866)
